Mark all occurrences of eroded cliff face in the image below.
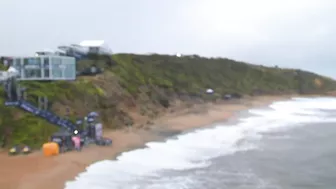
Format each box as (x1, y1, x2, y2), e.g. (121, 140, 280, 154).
(1, 53, 336, 148)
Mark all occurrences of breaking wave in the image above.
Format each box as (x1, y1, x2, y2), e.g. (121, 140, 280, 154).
(64, 97, 336, 189)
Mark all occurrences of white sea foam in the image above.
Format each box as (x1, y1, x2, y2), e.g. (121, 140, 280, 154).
(64, 97, 336, 189)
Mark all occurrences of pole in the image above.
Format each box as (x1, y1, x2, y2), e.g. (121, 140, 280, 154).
(38, 96, 42, 109)
(16, 84, 21, 100)
(6, 80, 11, 101)
(22, 89, 27, 100)
(65, 106, 70, 119)
(44, 96, 48, 110)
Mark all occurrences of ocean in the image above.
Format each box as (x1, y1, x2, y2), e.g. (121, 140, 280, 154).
(64, 97, 336, 189)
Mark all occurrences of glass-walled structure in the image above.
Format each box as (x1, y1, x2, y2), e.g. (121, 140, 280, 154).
(11, 56, 76, 80)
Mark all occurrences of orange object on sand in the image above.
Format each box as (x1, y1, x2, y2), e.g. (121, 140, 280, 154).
(42, 142, 59, 157)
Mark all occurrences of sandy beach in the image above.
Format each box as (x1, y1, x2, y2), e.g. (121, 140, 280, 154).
(0, 95, 295, 189)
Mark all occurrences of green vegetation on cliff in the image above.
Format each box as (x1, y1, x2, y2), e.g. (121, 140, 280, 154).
(0, 54, 336, 148)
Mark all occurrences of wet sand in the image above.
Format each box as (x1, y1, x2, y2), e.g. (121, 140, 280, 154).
(0, 95, 295, 189)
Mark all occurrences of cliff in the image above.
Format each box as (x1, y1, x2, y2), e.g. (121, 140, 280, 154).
(1, 53, 336, 148)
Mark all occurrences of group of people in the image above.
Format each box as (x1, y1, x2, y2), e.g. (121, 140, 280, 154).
(72, 111, 100, 151)
(50, 111, 100, 152)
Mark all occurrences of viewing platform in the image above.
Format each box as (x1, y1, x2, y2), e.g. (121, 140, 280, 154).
(8, 55, 76, 81)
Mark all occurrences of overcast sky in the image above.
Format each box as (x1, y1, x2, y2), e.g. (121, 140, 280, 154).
(1, 0, 335, 77)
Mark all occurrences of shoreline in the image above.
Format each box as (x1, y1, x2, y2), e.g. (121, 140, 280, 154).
(0, 95, 305, 189)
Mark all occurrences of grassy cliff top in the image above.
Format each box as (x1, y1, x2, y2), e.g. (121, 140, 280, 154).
(0, 53, 335, 148)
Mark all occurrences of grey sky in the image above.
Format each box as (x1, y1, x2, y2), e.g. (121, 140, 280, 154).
(1, 0, 336, 78)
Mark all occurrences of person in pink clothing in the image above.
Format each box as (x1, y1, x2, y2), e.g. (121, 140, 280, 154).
(72, 130, 81, 151)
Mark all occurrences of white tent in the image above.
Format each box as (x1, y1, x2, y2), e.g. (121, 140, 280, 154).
(7, 66, 18, 73)
(79, 40, 112, 55)
(206, 88, 214, 94)
(0, 66, 19, 82)
(79, 40, 105, 47)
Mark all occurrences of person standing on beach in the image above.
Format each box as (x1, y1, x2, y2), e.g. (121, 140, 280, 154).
(72, 130, 81, 151)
